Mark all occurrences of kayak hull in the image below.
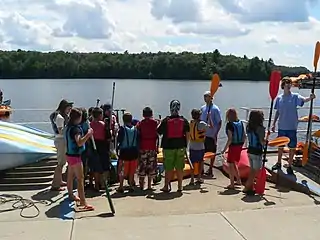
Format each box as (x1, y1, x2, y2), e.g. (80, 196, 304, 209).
(0, 120, 54, 139)
(222, 150, 250, 179)
(0, 124, 56, 171)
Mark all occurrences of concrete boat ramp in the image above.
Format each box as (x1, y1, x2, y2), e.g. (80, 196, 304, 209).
(1, 157, 320, 240)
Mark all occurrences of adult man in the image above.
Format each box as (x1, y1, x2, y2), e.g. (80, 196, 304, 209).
(200, 91, 222, 177)
(271, 77, 315, 174)
(157, 100, 189, 192)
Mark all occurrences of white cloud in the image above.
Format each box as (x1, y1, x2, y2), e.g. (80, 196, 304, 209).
(0, 0, 319, 69)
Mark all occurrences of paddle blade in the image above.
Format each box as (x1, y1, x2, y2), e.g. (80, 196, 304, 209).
(267, 136, 290, 147)
(255, 167, 267, 195)
(210, 74, 220, 97)
(269, 70, 282, 100)
(313, 41, 320, 72)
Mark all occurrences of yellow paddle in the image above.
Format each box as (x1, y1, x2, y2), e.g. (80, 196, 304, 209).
(302, 41, 320, 166)
(267, 136, 290, 147)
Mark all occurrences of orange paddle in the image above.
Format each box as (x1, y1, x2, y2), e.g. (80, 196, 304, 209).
(210, 73, 220, 97)
(255, 70, 282, 195)
(302, 41, 320, 166)
(267, 136, 290, 147)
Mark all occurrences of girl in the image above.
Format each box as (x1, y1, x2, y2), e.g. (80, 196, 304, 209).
(50, 99, 73, 191)
(221, 108, 245, 189)
(244, 110, 266, 195)
(65, 108, 94, 211)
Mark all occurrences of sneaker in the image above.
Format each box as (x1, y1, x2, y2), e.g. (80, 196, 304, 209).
(271, 162, 281, 171)
(287, 166, 294, 175)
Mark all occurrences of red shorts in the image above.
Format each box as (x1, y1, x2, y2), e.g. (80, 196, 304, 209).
(227, 145, 243, 163)
(67, 155, 82, 166)
(119, 160, 138, 178)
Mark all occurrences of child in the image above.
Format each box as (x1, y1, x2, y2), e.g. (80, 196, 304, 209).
(116, 112, 139, 193)
(244, 110, 266, 195)
(136, 107, 158, 190)
(65, 108, 94, 211)
(188, 109, 208, 185)
(88, 107, 94, 122)
(90, 107, 110, 191)
(221, 108, 245, 189)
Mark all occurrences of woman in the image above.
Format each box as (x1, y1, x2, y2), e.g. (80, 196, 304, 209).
(50, 99, 73, 191)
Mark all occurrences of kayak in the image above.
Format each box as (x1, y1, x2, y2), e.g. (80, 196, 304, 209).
(0, 128, 56, 171)
(222, 149, 250, 179)
(0, 121, 54, 139)
(299, 115, 320, 122)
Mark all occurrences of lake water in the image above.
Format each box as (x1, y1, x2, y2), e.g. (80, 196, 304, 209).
(1, 79, 319, 147)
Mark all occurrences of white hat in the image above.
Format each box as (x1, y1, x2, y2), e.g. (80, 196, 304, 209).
(203, 91, 211, 96)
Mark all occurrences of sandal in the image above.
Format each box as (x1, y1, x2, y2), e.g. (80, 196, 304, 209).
(78, 205, 95, 212)
(50, 187, 65, 191)
(69, 195, 81, 202)
(226, 185, 235, 190)
(160, 187, 171, 193)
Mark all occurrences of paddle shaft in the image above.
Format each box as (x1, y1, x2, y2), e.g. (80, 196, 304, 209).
(306, 77, 316, 157)
(110, 82, 116, 146)
(262, 99, 275, 166)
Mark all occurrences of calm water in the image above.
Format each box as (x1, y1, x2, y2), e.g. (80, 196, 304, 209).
(0, 79, 319, 145)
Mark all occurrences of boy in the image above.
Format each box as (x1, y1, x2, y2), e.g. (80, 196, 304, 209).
(90, 107, 110, 191)
(136, 107, 159, 190)
(188, 109, 208, 185)
(116, 112, 139, 193)
(157, 100, 189, 192)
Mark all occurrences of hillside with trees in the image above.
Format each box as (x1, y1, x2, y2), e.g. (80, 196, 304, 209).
(0, 49, 309, 80)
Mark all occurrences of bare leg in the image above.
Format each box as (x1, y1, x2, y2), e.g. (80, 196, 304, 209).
(161, 170, 173, 191)
(288, 148, 295, 166)
(73, 163, 86, 206)
(277, 147, 284, 163)
(228, 163, 235, 188)
(234, 164, 241, 185)
(67, 166, 74, 198)
(176, 170, 183, 191)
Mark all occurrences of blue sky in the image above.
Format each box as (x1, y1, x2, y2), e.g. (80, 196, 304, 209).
(0, 0, 319, 70)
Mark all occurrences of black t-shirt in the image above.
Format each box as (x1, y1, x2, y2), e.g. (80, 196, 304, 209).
(157, 115, 190, 149)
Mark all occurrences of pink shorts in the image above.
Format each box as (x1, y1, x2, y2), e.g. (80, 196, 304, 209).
(66, 156, 82, 166)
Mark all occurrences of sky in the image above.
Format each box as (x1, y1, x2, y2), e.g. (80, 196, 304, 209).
(0, 0, 320, 69)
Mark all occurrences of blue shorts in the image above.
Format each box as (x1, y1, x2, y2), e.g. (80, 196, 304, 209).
(278, 129, 297, 148)
(189, 149, 205, 163)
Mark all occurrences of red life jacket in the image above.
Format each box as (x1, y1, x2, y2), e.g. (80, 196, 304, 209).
(167, 116, 184, 139)
(138, 118, 158, 150)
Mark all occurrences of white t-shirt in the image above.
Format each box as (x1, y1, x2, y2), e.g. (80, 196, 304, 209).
(55, 113, 65, 138)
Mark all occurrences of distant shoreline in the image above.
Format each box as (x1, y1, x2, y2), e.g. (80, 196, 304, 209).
(0, 49, 309, 80)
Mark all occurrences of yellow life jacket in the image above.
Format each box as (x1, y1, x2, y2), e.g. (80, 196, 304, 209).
(189, 120, 205, 142)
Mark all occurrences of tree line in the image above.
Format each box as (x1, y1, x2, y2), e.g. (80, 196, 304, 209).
(0, 49, 309, 80)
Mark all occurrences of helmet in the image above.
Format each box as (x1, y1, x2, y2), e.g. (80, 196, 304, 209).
(169, 100, 180, 115)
